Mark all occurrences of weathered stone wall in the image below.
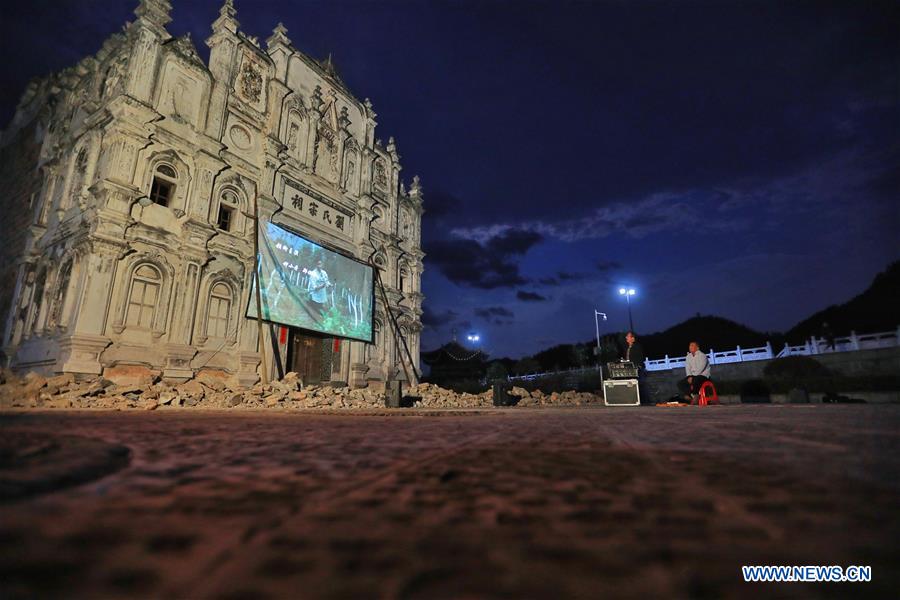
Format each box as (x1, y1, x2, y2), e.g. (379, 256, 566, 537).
(0, 120, 43, 346)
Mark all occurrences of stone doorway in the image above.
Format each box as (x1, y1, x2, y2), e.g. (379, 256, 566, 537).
(287, 331, 332, 385)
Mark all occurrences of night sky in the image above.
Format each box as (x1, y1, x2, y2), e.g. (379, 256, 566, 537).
(2, 0, 898, 359)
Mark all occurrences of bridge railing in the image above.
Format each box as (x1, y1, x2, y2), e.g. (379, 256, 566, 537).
(504, 327, 898, 380)
(508, 365, 601, 382)
(646, 326, 899, 372)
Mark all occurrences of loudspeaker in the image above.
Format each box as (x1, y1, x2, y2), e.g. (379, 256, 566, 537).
(603, 379, 640, 406)
(492, 382, 519, 407)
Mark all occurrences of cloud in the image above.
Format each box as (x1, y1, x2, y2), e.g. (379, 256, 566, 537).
(537, 272, 588, 287)
(517, 290, 548, 302)
(421, 306, 459, 328)
(448, 146, 898, 249)
(450, 191, 697, 243)
(419, 189, 460, 219)
(424, 229, 543, 289)
(475, 306, 515, 319)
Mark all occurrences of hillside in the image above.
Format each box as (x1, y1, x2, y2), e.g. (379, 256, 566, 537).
(433, 259, 900, 372)
(787, 260, 900, 343)
(639, 315, 775, 359)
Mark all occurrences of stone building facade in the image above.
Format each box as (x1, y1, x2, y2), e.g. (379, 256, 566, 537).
(0, 0, 424, 388)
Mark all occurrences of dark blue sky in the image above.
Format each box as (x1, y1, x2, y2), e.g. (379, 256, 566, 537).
(3, 0, 898, 358)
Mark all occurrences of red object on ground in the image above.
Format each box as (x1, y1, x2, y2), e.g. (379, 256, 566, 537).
(699, 380, 719, 406)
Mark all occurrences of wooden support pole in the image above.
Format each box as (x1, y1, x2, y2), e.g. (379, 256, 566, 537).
(374, 268, 418, 386)
(252, 193, 269, 384)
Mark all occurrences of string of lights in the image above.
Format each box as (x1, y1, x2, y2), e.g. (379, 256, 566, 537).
(442, 348, 485, 361)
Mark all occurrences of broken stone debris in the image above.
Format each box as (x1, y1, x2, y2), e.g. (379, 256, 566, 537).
(0, 369, 603, 411)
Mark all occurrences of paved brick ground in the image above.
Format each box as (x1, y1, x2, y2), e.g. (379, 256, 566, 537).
(1, 405, 898, 599)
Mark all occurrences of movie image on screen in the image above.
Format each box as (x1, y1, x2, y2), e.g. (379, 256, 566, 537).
(247, 221, 374, 342)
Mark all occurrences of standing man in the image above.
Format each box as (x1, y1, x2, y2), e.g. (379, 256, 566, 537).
(678, 341, 711, 403)
(622, 331, 648, 404)
(306, 259, 331, 317)
(622, 331, 645, 366)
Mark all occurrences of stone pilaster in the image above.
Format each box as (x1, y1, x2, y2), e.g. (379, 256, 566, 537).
(55, 238, 124, 374)
(124, 0, 172, 105)
(205, 1, 240, 140)
(163, 257, 203, 379)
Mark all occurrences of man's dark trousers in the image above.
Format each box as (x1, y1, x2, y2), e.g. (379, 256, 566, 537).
(678, 375, 709, 397)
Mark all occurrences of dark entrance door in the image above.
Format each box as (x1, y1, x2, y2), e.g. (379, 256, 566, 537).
(288, 331, 330, 384)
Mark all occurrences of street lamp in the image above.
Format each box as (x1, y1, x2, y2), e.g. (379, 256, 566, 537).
(618, 287, 636, 332)
(594, 310, 607, 354)
(466, 333, 480, 343)
(594, 310, 609, 388)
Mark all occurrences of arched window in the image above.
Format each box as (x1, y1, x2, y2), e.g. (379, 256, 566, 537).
(217, 190, 238, 231)
(369, 319, 383, 361)
(207, 283, 232, 338)
(125, 264, 161, 328)
(399, 266, 409, 293)
(149, 164, 177, 207)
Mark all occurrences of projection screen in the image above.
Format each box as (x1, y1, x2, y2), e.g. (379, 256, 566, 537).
(247, 221, 374, 343)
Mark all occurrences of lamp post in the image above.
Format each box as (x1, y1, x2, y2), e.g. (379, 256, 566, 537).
(594, 310, 607, 354)
(594, 310, 608, 388)
(618, 287, 636, 332)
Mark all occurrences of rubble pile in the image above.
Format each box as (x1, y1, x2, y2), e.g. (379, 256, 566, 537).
(407, 383, 603, 408)
(0, 370, 385, 411)
(507, 386, 603, 407)
(407, 383, 494, 408)
(0, 369, 603, 411)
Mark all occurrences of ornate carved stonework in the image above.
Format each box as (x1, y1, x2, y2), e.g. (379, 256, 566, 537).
(228, 123, 252, 150)
(373, 160, 388, 191)
(238, 60, 263, 104)
(314, 126, 338, 183)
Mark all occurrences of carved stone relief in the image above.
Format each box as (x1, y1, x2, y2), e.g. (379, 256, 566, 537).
(228, 124, 252, 150)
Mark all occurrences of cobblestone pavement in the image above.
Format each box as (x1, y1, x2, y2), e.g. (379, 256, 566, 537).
(2, 405, 899, 599)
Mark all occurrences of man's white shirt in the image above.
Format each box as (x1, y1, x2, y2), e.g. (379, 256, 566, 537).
(685, 351, 711, 378)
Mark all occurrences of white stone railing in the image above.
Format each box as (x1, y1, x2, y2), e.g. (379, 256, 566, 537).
(507, 365, 601, 382)
(502, 327, 899, 381)
(644, 326, 900, 372)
